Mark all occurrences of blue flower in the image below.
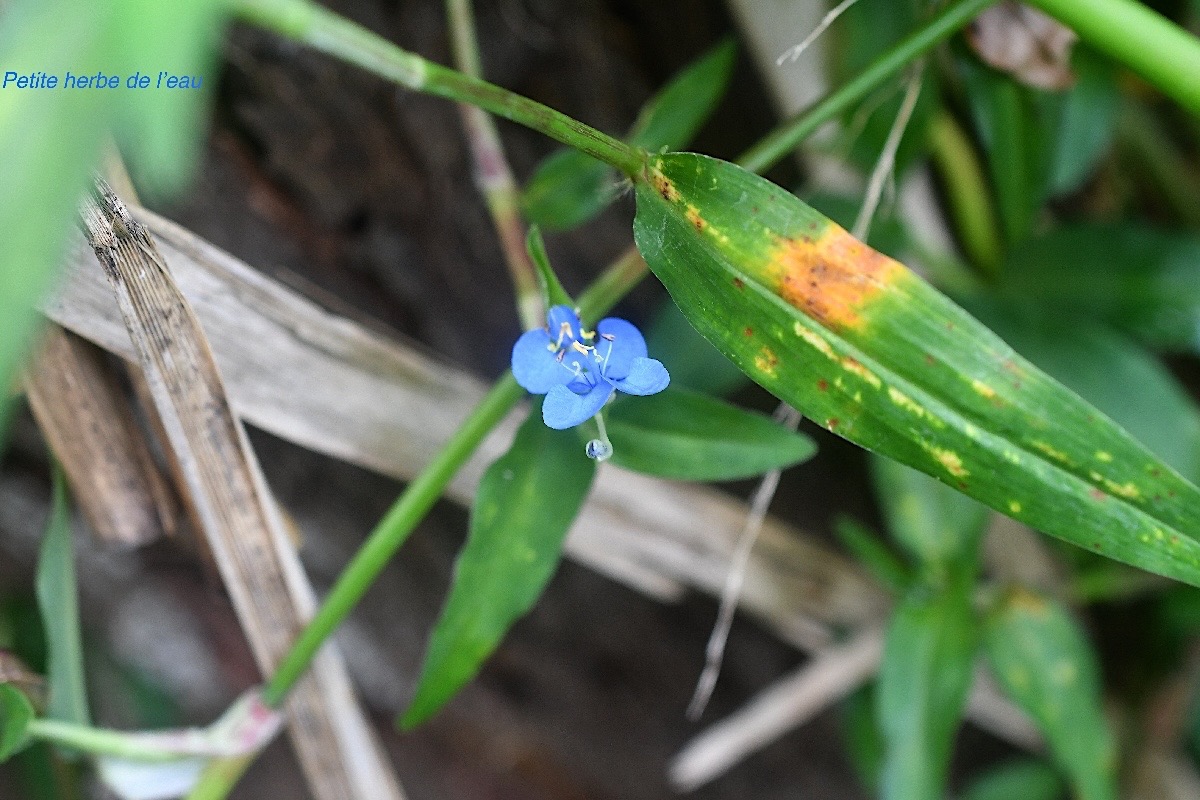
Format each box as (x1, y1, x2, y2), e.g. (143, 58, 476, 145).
(512, 305, 670, 430)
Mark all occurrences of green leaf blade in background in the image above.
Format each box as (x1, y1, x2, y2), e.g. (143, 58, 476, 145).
(871, 454, 990, 568)
(632, 152, 1200, 586)
(984, 590, 1116, 800)
(646, 301, 748, 397)
(877, 577, 976, 800)
(0, 684, 35, 762)
(521, 38, 736, 230)
(36, 467, 91, 732)
(402, 410, 596, 728)
(998, 224, 1200, 354)
(961, 758, 1065, 800)
(602, 387, 816, 481)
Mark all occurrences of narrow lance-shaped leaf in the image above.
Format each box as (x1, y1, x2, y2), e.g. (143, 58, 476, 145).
(984, 590, 1116, 800)
(597, 387, 816, 481)
(402, 409, 596, 727)
(36, 466, 91, 731)
(877, 576, 976, 800)
(632, 152, 1200, 586)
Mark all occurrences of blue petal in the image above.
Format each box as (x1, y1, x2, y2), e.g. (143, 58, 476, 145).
(547, 305, 584, 344)
(512, 329, 574, 394)
(543, 382, 614, 430)
(596, 317, 647, 380)
(611, 357, 670, 396)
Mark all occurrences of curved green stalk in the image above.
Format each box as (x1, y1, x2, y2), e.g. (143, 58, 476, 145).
(28, 720, 184, 762)
(1025, 0, 1200, 116)
(260, 373, 524, 706)
(233, 0, 645, 177)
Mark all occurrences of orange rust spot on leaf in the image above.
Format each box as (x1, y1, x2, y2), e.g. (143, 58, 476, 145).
(771, 225, 903, 331)
(743, 327, 754, 337)
(732, 277, 745, 290)
(685, 204, 707, 232)
(817, 378, 828, 392)
(826, 417, 839, 430)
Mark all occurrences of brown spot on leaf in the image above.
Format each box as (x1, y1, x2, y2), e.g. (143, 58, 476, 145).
(826, 418, 839, 430)
(771, 225, 903, 331)
(732, 277, 745, 290)
(743, 327, 754, 337)
(1089, 488, 1106, 501)
(651, 169, 680, 203)
(685, 204, 707, 232)
(817, 379, 828, 392)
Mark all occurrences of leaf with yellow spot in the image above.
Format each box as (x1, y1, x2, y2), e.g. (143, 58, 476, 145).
(984, 590, 1116, 800)
(631, 152, 1200, 586)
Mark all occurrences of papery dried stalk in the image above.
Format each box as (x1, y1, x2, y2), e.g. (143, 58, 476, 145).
(24, 325, 178, 548)
(78, 179, 404, 800)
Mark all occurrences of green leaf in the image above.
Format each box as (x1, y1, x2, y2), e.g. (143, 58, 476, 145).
(0, 684, 34, 762)
(632, 151, 1200, 587)
(983, 590, 1116, 800)
(833, 517, 911, 594)
(968, 304, 1200, 482)
(402, 410, 595, 727)
(520, 149, 618, 231)
(36, 467, 91, 731)
(841, 683, 885, 792)
(599, 387, 816, 481)
(526, 225, 573, 308)
(877, 576, 976, 800)
(959, 56, 1062, 244)
(626, 38, 737, 153)
(998, 224, 1200, 354)
(961, 759, 1065, 800)
(521, 39, 736, 230)
(646, 301, 748, 396)
(1049, 48, 1118, 195)
(0, 0, 225, 440)
(871, 454, 989, 568)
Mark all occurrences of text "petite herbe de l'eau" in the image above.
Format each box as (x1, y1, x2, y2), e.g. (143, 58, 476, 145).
(2, 70, 202, 90)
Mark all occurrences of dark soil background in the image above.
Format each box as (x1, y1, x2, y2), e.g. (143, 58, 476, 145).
(0, 1, 980, 798)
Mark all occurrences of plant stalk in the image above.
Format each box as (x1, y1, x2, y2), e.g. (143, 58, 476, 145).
(446, 0, 543, 330)
(737, 0, 997, 174)
(233, 0, 646, 178)
(1025, 0, 1200, 117)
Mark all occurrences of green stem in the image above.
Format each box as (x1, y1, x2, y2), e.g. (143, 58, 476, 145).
(261, 373, 524, 706)
(737, 0, 997, 174)
(1025, 0, 1200, 117)
(446, 0, 543, 330)
(27, 720, 182, 763)
(234, 0, 645, 177)
(927, 111, 1003, 278)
